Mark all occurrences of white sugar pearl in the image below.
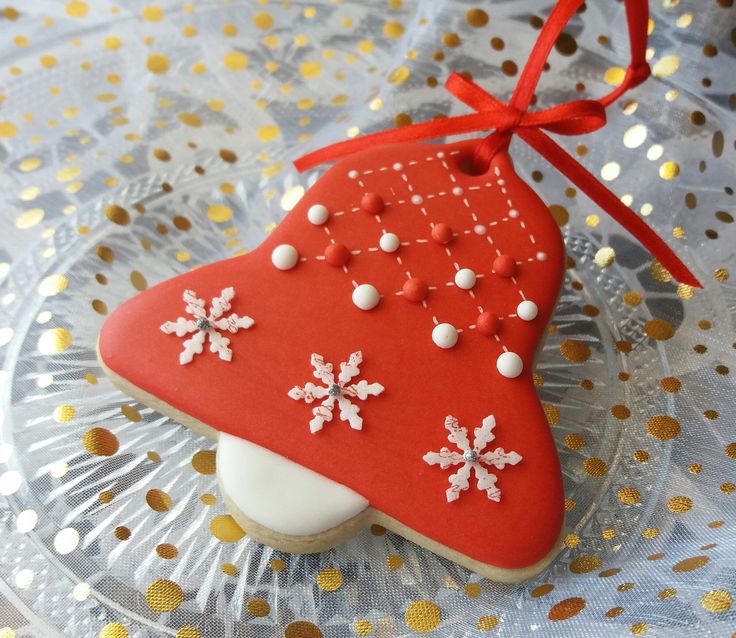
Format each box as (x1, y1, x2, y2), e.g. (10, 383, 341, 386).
(432, 323, 458, 349)
(436, 151, 445, 158)
(452, 186, 464, 196)
(379, 233, 400, 253)
(352, 284, 380, 310)
(393, 162, 403, 171)
(411, 194, 424, 205)
(307, 204, 329, 225)
(271, 244, 299, 270)
(454, 268, 477, 290)
(474, 224, 487, 235)
(497, 351, 523, 378)
(536, 251, 547, 261)
(348, 170, 359, 179)
(509, 209, 519, 218)
(517, 300, 538, 321)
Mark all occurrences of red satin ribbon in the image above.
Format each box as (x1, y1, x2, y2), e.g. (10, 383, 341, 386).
(294, 0, 701, 288)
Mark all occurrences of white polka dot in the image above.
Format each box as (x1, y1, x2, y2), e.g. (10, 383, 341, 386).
(392, 162, 403, 171)
(497, 179, 506, 186)
(271, 244, 299, 270)
(352, 284, 380, 310)
(454, 268, 477, 290)
(432, 323, 458, 349)
(379, 233, 400, 253)
(452, 186, 464, 196)
(508, 209, 519, 218)
(73, 582, 91, 601)
(410, 194, 424, 205)
(15, 569, 34, 589)
(517, 300, 538, 321)
(16, 509, 37, 533)
(497, 351, 523, 378)
(0, 470, 21, 496)
(54, 528, 79, 555)
(348, 170, 359, 179)
(436, 151, 445, 158)
(307, 204, 329, 225)
(536, 251, 547, 261)
(474, 224, 487, 235)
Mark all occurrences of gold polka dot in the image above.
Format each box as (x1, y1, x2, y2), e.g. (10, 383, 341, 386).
(618, 487, 640, 505)
(156, 543, 178, 559)
(464, 582, 481, 597)
(178, 112, 202, 127)
(83, 427, 119, 456)
(246, 597, 270, 617)
(547, 204, 569, 226)
(605, 607, 624, 618)
(543, 403, 560, 426)
(223, 51, 248, 70)
(99, 622, 128, 638)
(141, 5, 164, 21)
(53, 404, 75, 423)
(284, 621, 323, 638)
(98, 490, 114, 503)
(652, 55, 680, 78)
(205, 204, 233, 224)
(667, 496, 692, 513)
(38, 274, 68, 297)
(153, 148, 171, 162)
(570, 555, 602, 573)
(114, 525, 130, 540)
(611, 405, 630, 420)
(105, 204, 130, 226)
(175, 628, 200, 638)
(299, 61, 322, 78)
(387, 554, 403, 570)
(646, 415, 680, 440)
(659, 377, 681, 392)
(191, 450, 216, 475)
(659, 161, 680, 180)
(383, 20, 404, 38)
(200, 493, 216, 505)
(548, 597, 585, 621)
(645, 319, 675, 340)
(253, 11, 273, 29)
(96, 246, 115, 262)
(594, 246, 616, 268)
(0, 121, 18, 138)
(146, 489, 172, 512)
(642, 527, 659, 539)
(714, 267, 729, 283)
(354, 620, 372, 636)
(147, 53, 170, 74)
(210, 515, 245, 542)
(532, 584, 554, 598)
(220, 562, 237, 576)
(104, 36, 122, 50)
(630, 622, 649, 635)
(560, 340, 591, 363)
(701, 589, 732, 613)
(316, 568, 343, 591)
(16, 208, 44, 229)
(388, 66, 410, 84)
(673, 556, 709, 572)
(257, 125, 280, 141)
(659, 588, 677, 599)
(724, 443, 736, 459)
(583, 458, 608, 477)
(599, 568, 620, 578)
(38, 328, 73, 354)
(476, 615, 498, 631)
(466, 8, 489, 27)
(269, 558, 286, 571)
(442, 32, 461, 47)
(66, 1, 88, 17)
(129, 271, 147, 291)
(145, 579, 183, 612)
(565, 434, 585, 450)
(121, 405, 141, 422)
(405, 601, 441, 633)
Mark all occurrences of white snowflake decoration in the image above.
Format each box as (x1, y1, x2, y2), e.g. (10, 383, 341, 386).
(288, 351, 384, 433)
(160, 287, 254, 365)
(423, 415, 522, 503)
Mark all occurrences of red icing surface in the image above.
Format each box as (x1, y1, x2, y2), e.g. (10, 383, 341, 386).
(99, 140, 566, 569)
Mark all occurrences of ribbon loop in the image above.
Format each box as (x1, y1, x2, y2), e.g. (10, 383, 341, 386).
(292, 0, 701, 289)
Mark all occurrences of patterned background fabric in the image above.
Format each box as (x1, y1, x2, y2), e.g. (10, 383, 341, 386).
(0, 0, 734, 636)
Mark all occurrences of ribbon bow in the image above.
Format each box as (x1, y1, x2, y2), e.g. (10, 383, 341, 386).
(294, 0, 700, 289)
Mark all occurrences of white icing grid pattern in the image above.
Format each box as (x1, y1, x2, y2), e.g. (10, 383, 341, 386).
(310, 150, 545, 354)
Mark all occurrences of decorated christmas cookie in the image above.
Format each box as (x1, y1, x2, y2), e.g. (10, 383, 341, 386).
(98, 0, 699, 582)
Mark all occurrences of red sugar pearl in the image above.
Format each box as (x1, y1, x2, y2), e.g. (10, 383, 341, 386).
(431, 223, 453, 245)
(493, 254, 516, 278)
(361, 193, 384, 215)
(476, 311, 501, 336)
(324, 243, 351, 267)
(402, 277, 428, 303)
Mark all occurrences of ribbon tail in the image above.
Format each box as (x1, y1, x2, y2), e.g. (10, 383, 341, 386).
(517, 128, 702, 288)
